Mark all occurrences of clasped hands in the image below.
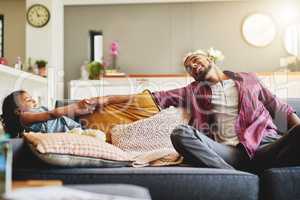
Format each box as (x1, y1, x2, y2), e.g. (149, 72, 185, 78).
(72, 96, 108, 116)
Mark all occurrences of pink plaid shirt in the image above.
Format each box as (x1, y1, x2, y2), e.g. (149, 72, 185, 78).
(152, 71, 295, 157)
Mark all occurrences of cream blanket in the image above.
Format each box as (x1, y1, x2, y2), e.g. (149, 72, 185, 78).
(131, 148, 183, 167)
(111, 107, 189, 167)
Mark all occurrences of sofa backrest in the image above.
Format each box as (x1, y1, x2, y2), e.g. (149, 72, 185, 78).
(55, 99, 79, 108)
(56, 98, 300, 115)
(55, 98, 300, 132)
(287, 99, 300, 116)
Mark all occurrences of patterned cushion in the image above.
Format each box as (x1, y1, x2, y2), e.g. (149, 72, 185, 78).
(110, 107, 189, 154)
(24, 132, 133, 167)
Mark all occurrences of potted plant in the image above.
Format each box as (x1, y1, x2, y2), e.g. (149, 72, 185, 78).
(87, 61, 105, 80)
(35, 59, 47, 77)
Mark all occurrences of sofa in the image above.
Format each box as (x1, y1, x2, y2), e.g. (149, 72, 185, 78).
(11, 99, 300, 200)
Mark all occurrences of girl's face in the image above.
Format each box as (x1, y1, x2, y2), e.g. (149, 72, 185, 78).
(17, 92, 37, 111)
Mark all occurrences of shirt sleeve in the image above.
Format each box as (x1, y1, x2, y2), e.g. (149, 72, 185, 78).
(256, 75, 295, 131)
(152, 86, 188, 109)
(258, 79, 295, 116)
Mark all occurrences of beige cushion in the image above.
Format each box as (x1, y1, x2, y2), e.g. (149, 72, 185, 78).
(110, 107, 189, 154)
(24, 132, 134, 167)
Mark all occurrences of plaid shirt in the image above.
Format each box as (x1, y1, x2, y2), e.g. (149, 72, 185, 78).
(152, 71, 295, 157)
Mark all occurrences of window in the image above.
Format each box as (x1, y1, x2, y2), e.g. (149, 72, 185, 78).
(0, 15, 3, 57)
(89, 30, 103, 62)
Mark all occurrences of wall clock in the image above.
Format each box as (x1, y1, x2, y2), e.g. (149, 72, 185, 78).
(27, 4, 50, 28)
(242, 13, 276, 47)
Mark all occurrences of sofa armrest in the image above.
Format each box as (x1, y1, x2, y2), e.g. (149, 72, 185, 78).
(9, 138, 49, 169)
(9, 138, 24, 161)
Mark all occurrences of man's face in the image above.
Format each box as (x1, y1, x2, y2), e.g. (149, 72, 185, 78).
(184, 54, 212, 82)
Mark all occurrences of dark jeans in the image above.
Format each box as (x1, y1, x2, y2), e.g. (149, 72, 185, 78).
(171, 124, 300, 171)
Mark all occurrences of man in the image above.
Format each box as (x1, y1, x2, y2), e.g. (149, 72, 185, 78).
(152, 51, 300, 170)
(96, 50, 300, 171)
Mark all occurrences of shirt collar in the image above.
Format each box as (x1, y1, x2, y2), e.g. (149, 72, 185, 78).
(223, 70, 243, 81)
(192, 70, 243, 86)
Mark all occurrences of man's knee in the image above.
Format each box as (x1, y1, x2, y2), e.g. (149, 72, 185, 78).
(170, 124, 194, 143)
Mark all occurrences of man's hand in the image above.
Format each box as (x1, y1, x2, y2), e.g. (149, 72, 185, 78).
(72, 99, 97, 116)
(89, 96, 109, 110)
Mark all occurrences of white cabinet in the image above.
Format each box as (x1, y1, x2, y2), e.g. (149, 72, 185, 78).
(69, 74, 300, 100)
(259, 73, 300, 99)
(135, 77, 193, 92)
(69, 81, 100, 99)
(69, 76, 193, 99)
(69, 78, 138, 99)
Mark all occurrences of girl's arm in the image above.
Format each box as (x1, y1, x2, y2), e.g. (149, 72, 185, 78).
(20, 111, 54, 126)
(89, 95, 134, 105)
(20, 99, 97, 126)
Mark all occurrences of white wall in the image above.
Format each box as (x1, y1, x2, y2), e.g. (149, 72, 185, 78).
(26, 0, 64, 106)
(26, 0, 52, 65)
(25, 0, 274, 101)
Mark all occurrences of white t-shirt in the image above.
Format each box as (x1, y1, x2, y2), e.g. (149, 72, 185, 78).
(210, 79, 239, 146)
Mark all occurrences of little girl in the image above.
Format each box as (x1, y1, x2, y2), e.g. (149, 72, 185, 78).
(0, 90, 105, 138)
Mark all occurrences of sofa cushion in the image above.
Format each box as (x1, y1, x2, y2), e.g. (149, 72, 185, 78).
(260, 167, 300, 200)
(24, 132, 133, 167)
(13, 167, 259, 200)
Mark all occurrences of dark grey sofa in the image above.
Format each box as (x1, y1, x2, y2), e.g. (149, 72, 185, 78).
(259, 99, 300, 200)
(11, 99, 300, 200)
(12, 140, 258, 200)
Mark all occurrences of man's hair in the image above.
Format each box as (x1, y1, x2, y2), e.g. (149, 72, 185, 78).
(1, 90, 26, 138)
(183, 50, 209, 68)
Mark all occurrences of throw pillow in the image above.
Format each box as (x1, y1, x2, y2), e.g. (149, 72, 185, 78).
(110, 107, 189, 154)
(79, 90, 160, 142)
(24, 132, 133, 167)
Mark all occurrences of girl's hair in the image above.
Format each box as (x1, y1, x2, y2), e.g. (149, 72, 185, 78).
(0, 90, 26, 138)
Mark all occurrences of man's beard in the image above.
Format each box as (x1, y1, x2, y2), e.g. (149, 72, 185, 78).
(195, 64, 212, 82)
